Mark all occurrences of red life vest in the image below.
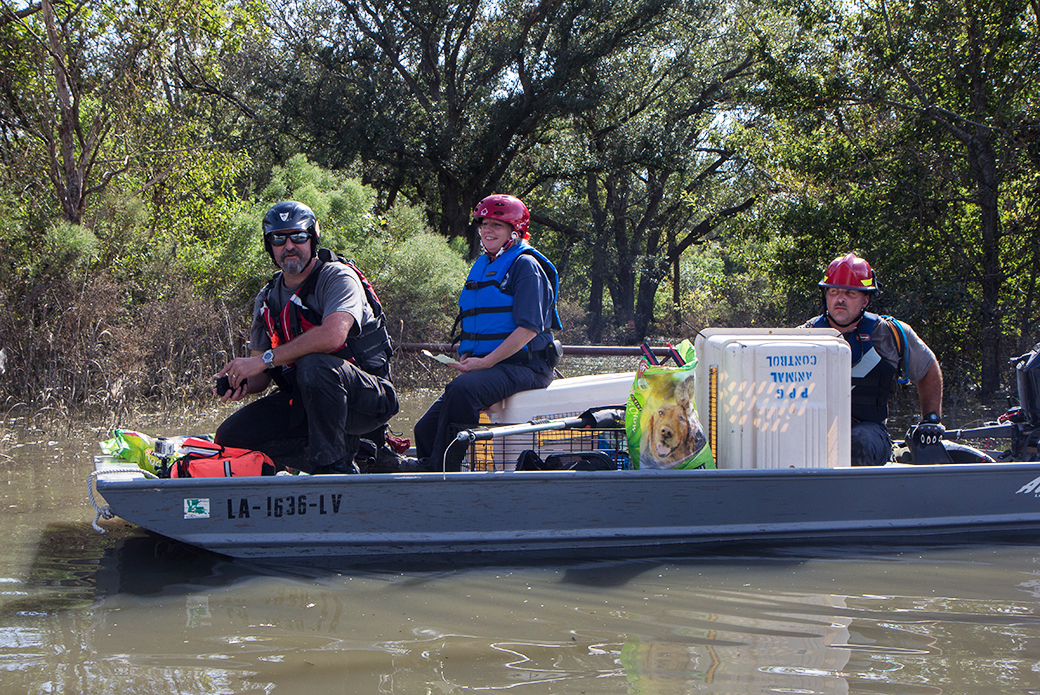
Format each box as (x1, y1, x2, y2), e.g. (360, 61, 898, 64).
(260, 253, 392, 378)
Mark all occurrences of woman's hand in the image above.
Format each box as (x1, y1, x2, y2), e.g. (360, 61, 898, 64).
(452, 356, 491, 374)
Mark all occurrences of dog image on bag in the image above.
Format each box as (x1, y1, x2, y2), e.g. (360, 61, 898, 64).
(638, 373, 709, 469)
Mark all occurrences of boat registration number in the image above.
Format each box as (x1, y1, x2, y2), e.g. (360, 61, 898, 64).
(183, 494, 345, 520)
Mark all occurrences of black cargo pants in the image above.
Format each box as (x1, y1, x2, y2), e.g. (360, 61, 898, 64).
(215, 353, 399, 474)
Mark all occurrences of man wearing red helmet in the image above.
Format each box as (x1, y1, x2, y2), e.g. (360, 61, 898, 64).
(803, 253, 944, 466)
(213, 201, 399, 474)
(410, 194, 563, 471)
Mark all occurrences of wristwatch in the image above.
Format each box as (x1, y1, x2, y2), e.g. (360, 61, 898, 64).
(922, 412, 941, 424)
(262, 349, 275, 369)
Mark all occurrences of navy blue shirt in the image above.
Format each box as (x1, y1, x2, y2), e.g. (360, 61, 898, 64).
(505, 253, 556, 353)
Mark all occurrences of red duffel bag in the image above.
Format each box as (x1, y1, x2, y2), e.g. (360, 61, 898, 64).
(169, 437, 276, 478)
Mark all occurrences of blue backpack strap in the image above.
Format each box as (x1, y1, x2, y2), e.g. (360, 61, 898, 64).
(880, 315, 910, 385)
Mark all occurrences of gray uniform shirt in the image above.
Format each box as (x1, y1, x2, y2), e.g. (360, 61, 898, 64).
(248, 262, 374, 352)
(803, 315, 938, 384)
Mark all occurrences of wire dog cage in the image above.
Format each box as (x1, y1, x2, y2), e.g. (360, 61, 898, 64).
(459, 412, 630, 471)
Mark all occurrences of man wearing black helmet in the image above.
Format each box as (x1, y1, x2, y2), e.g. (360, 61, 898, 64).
(214, 201, 399, 474)
(803, 253, 944, 466)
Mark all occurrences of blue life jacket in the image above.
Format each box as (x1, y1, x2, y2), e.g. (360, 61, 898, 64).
(454, 242, 562, 359)
(812, 312, 899, 424)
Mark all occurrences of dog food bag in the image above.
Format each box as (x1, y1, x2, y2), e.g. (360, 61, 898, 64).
(625, 340, 715, 470)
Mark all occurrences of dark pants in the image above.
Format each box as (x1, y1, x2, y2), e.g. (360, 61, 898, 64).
(414, 361, 553, 471)
(215, 353, 398, 474)
(851, 420, 892, 466)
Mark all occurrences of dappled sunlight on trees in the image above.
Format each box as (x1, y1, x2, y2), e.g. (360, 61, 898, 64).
(755, 0, 1040, 403)
(0, 0, 1036, 409)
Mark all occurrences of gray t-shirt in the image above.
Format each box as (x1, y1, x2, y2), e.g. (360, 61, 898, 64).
(871, 318, 937, 383)
(248, 262, 374, 351)
(803, 315, 938, 383)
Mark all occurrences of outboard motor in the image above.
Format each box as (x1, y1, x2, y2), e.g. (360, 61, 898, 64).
(1016, 346, 1040, 427)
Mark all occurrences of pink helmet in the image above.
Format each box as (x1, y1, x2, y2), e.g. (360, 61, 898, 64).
(473, 194, 530, 239)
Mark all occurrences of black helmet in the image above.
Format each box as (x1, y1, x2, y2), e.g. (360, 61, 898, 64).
(262, 201, 320, 262)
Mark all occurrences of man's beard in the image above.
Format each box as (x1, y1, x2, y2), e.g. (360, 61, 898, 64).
(279, 251, 307, 275)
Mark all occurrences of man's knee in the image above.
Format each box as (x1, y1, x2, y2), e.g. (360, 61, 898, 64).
(294, 353, 340, 390)
(850, 422, 891, 466)
(214, 418, 237, 446)
(215, 401, 261, 447)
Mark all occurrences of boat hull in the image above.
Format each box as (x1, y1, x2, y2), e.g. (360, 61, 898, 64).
(93, 462, 1040, 562)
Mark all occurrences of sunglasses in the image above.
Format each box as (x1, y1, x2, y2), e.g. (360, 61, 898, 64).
(267, 231, 312, 246)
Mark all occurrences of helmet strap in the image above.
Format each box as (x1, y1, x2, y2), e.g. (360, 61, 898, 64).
(825, 310, 864, 329)
(483, 234, 519, 259)
(306, 225, 318, 260)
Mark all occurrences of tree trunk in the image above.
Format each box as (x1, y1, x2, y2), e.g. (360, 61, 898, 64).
(587, 261, 605, 343)
(672, 241, 681, 329)
(1017, 221, 1039, 353)
(584, 173, 609, 342)
(971, 131, 1003, 405)
(607, 179, 637, 341)
(438, 174, 474, 252)
(42, 0, 84, 224)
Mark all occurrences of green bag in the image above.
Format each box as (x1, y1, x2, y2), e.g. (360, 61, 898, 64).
(99, 429, 158, 473)
(625, 340, 715, 470)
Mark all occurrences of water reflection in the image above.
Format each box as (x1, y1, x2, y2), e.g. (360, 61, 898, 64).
(6, 522, 1040, 694)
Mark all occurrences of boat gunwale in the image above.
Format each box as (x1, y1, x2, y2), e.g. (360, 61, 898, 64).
(93, 457, 1040, 492)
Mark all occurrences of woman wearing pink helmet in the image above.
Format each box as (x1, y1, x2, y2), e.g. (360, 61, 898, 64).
(410, 194, 563, 471)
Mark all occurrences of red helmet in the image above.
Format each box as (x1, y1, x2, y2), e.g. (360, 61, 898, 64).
(819, 253, 877, 293)
(473, 194, 530, 238)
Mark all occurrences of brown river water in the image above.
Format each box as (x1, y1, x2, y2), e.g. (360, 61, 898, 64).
(2, 361, 1040, 694)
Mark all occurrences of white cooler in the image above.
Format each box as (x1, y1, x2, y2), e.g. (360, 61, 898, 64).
(484, 371, 635, 424)
(694, 328, 851, 469)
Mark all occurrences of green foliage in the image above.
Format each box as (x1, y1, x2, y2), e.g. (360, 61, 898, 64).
(382, 200, 431, 242)
(1, 0, 1039, 411)
(651, 240, 790, 338)
(0, 0, 267, 224)
(266, 0, 698, 240)
(204, 204, 281, 307)
(142, 150, 256, 302)
(753, 0, 1040, 399)
(351, 232, 469, 344)
(43, 222, 100, 270)
(341, 198, 468, 343)
(262, 154, 378, 250)
(514, 0, 767, 342)
(447, 236, 470, 257)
